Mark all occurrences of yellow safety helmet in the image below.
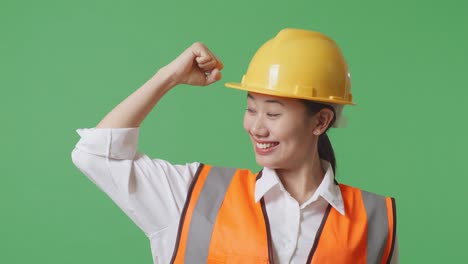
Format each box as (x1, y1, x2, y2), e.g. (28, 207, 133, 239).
(225, 28, 354, 106)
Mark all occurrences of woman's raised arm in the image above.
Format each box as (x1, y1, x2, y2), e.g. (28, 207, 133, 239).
(97, 42, 223, 128)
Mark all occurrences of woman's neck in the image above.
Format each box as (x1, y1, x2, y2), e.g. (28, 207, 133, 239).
(275, 156, 324, 205)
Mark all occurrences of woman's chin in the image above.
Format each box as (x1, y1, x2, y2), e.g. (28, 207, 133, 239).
(255, 156, 279, 169)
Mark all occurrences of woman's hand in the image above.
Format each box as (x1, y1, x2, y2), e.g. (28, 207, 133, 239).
(163, 42, 224, 86)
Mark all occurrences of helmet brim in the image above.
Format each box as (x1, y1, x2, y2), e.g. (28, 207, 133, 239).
(224, 82, 356, 106)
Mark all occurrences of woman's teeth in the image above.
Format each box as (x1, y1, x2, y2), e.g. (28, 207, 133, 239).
(256, 142, 278, 149)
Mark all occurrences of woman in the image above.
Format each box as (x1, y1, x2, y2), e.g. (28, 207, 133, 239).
(72, 28, 398, 263)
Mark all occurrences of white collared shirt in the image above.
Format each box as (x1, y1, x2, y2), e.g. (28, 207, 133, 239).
(257, 166, 345, 263)
(72, 127, 398, 264)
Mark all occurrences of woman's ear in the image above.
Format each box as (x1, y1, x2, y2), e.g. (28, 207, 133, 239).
(314, 108, 335, 135)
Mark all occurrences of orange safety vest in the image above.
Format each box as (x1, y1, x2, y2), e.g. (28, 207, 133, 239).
(170, 164, 396, 264)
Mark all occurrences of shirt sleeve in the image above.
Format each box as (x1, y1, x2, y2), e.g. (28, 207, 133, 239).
(71, 127, 200, 237)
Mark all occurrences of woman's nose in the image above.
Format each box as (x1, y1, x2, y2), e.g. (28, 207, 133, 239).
(250, 118, 269, 137)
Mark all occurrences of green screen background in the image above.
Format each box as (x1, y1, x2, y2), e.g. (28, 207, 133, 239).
(1, 0, 466, 263)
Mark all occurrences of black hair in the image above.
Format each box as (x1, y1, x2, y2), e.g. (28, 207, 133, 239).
(300, 100, 337, 176)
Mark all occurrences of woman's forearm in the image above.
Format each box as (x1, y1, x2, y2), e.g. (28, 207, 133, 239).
(96, 42, 223, 128)
(96, 67, 176, 128)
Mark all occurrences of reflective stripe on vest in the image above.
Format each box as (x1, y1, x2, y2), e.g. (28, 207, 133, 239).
(171, 165, 396, 264)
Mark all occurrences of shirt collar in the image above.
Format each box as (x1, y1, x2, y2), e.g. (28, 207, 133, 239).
(254, 160, 345, 216)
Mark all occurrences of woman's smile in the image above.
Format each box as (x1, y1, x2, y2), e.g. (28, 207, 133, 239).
(254, 140, 280, 154)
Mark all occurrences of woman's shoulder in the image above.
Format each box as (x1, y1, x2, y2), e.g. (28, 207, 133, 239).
(338, 183, 395, 200)
(197, 164, 257, 173)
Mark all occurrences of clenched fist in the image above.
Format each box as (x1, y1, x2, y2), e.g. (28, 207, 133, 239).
(163, 42, 224, 86)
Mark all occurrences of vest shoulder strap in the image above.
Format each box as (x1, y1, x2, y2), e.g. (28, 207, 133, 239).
(171, 164, 257, 264)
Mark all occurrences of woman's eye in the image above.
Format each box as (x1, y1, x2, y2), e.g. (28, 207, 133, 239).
(246, 108, 256, 114)
(267, 113, 281, 117)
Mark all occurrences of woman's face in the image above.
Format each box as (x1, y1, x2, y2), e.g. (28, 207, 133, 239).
(243, 92, 318, 169)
